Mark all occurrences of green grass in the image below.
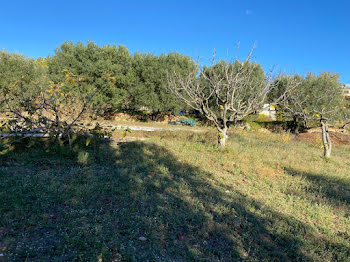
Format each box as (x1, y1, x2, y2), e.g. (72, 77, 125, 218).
(1, 130, 350, 261)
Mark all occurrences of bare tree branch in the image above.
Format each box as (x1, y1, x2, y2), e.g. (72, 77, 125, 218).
(168, 45, 299, 147)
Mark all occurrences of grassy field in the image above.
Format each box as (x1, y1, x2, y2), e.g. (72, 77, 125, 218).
(1, 129, 350, 261)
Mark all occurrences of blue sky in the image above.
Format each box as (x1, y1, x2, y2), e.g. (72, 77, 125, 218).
(1, 0, 349, 83)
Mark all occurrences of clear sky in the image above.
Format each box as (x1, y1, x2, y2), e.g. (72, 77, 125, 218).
(1, 0, 349, 83)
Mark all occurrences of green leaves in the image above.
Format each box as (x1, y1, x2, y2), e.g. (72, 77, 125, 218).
(272, 72, 344, 124)
(47, 41, 196, 115)
(0, 51, 46, 112)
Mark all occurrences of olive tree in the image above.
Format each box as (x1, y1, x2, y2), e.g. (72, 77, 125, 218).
(168, 50, 298, 148)
(304, 73, 343, 158)
(0, 51, 46, 128)
(48, 41, 135, 115)
(131, 52, 196, 116)
(274, 72, 344, 158)
(0, 51, 110, 149)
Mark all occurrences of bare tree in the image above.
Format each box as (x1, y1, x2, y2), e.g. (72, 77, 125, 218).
(168, 48, 299, 148)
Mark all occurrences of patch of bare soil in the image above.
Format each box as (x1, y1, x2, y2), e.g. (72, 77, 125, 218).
(296, 130, 350, 146)
(112, 112, 187, 123)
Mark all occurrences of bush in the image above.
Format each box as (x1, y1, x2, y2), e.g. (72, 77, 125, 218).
(181, 118, 197, 127)
(245, 121, 261, 131)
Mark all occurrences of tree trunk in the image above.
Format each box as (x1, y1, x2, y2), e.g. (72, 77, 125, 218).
(303, 117, 309, 129)
(293, 115, 300, 135)
(320, 119, 332, 159)
(218, 127, 228, 148)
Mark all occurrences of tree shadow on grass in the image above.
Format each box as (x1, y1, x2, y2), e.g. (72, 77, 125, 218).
(283, 167, 350, 209)
(1, 140, 349, 261)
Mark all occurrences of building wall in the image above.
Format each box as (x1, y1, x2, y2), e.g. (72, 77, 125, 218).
(343, 87, 350, 99)
(260, 104, 276, 120)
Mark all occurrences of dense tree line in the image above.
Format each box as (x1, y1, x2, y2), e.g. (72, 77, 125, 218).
(1, 41, 346, 121)
(1, 41, 348, 156)
(0, 41, 197, 149)
(46, 41, 196, 116)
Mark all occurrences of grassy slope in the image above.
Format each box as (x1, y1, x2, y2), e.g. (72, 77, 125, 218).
(0, 130, 350, 261)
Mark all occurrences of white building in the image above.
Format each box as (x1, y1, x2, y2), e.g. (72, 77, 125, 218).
(343, 84, 350, 99)
(260, 104, 276, 120)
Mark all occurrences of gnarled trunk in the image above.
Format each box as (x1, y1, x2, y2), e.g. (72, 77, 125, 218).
(320, 119, 332, 158)
(218, 127, 228, 148)
(292, 115, 300, 135)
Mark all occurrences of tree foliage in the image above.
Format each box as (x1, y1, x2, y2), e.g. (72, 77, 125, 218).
(47, 41, 196, 116)
(270, 72, 344, 157)
(1, 42, 348, 156)
(47, 41, 134, 114)
(131, 52, 196, 114)
(271, 72, 343, 124)
(0, 50, 110, 149)
(0, 51, 45, 113)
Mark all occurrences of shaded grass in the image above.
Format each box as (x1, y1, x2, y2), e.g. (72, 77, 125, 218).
(0, 130, 350, 261)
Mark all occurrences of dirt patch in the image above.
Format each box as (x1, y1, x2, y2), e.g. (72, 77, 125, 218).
(112, 112, 187, 123)
(256, 166, 283, 178)
(296, 131, 350, 146)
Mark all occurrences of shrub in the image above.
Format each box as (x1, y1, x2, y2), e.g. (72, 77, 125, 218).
(181, 118, 197, 127)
